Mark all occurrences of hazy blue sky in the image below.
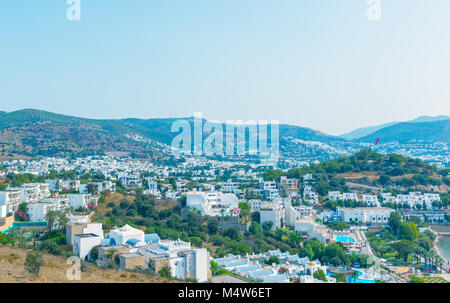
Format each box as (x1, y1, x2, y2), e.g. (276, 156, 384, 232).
(0, 0, 449, 135)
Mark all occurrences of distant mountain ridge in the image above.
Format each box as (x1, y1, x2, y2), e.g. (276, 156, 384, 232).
(339, 115, 450, 140)
(357, 119, 450, 144)
(0, 109, 448, 159)
(0, 109, 345, 158)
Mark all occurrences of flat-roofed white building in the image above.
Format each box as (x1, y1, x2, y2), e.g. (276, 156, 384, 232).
(27, 202, 57, 222)
(343, 193, 358, 202)
(186, 191, 238, 216)
(0, 189, 20, 214)
(284, 198, 301, 227)
(249, 199, 263, 212)
(140, 239, 210, 282)
(74, 233, 102, 261)
(221, 179, 239, 193)
(328, 191, 359, 202)
(328, 191, 341, 201)
(13, 184, 39, 203)
(295, 217, 330, 243)
(146, 178, 159, 195)
(108, 224, 145, 246)
(388, 192, 441, 210)
(59, 180, 81, 192)
(280, 176, 299, 192)
(362, 195, 380, 207)
(67, 194, 90, 210)
(295, 205, 314, 217)
(336, 207, 394, 225)
(303, 186, 318, 203)
(260, 202, 284, 230)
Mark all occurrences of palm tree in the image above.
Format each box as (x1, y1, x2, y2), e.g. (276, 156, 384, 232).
(44, 210, 59, 231)
(351, 270, 359, 283)
(9, 230, 28, 249)
(31, 228, 40, 250)
(58, 212, 69, 233)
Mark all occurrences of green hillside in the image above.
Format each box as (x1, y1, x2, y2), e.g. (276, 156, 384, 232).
(358, 120, 450, 144)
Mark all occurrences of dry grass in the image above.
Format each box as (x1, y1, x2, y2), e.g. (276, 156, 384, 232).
(0, 245, 175, 283)
(337, 172, 379, 179)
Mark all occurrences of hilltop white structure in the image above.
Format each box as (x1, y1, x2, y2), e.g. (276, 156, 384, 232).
(108, 224, 145, 246)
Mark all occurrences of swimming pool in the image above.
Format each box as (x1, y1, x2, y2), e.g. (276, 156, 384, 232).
(328, 269, 376, 283)
(335, 235, 355, 243)
(347, 270, 376, 283)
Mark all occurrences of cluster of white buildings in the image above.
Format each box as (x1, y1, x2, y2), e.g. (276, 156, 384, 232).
(328, 191, 380, 207)
(335, 207, 394, 225)
(70, 220, 210, 282)
(0, 183, 51, 217)
(381, 192, 441, 209)
(213, 250, 333, 283)
(0, 180, 99, 222)
(328, 190, 442, 210)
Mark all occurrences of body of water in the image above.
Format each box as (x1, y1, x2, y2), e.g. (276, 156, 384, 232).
(437, 236, 450, 262)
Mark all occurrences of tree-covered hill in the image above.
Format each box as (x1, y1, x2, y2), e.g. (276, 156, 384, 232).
(264, 149, 450, 195)
(0, 109, 346, 158)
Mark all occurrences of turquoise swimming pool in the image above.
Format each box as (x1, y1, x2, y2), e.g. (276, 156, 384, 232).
(327, 269, 376, 283)
(1, 227, 14, 234)
(335, 235, 355, 243)
(347, 270, 376, 283)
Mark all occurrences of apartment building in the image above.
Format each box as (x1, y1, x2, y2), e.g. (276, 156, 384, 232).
(260, 202, 284, 231)
(328, 191, 358, 202)
(336, 207, 394, 225)
(362, 195, 380, 207)
(67, 194, 90, 210)
(0, 189, 20, 215)
(140, 239, 210, 282)
(303, 186, 318, 203)
(27, 198, 68, 222)
(186, 190, 238, 216)
(280, 176, 299, 192)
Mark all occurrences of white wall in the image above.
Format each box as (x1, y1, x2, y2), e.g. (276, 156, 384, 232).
(68, 194, 88, 209)
(73, 235, 102, 260)
(194, 248, 209, 282)
(0, 204, 7, 217)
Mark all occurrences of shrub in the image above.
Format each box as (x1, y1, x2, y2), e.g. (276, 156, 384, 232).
(25, 251, 43, 277)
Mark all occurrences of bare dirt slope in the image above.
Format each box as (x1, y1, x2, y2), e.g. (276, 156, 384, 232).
(0, 245, 174, 283)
